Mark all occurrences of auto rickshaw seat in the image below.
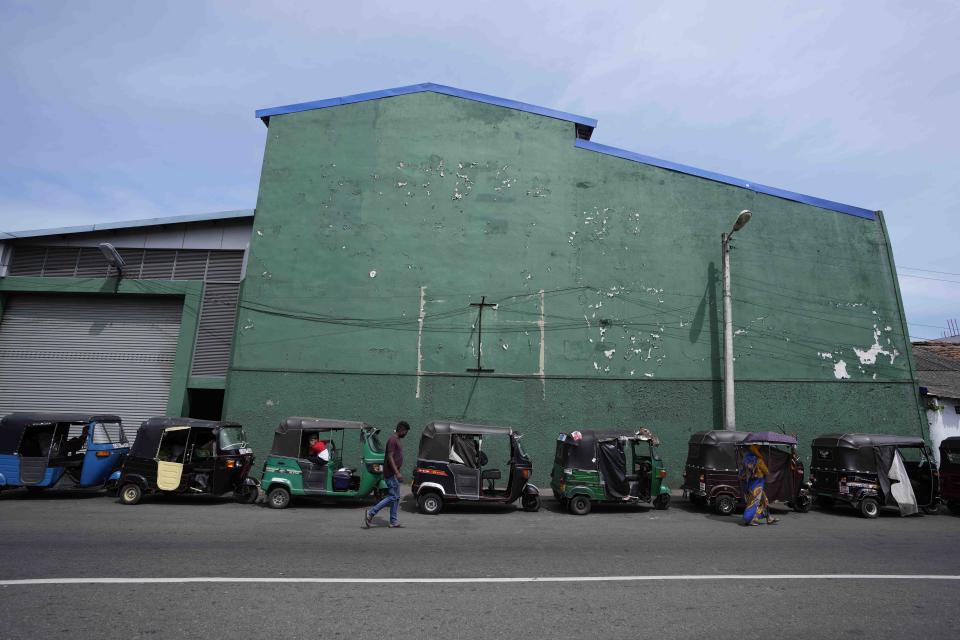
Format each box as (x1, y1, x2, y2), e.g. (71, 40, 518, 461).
(481, 469, 501, 492)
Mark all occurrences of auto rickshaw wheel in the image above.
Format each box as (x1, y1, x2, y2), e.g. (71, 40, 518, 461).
(653, 493, 671, 510)
(119, 483, 142, 505)
(714, 495, 736, 516)
(793, 495, 811, 513)
(921, 504, 940, 515)
(568, 494, 591, 515)
(24, 486, 45, 495)
(235, 484, 259, 504)
(858, 497, 879, 519)
(521, 493, 541, 512)
(418, 492, 444, 515)
(267, 486, 291, 509)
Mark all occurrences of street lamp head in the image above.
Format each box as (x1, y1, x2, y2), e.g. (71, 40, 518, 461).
(98, 242, 125, 269)
(732, 209, 752, 233)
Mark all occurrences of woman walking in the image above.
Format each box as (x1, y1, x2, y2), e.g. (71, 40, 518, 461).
(740, 444, 779, 526)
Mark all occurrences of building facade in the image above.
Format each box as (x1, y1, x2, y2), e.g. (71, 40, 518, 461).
(0, 211, 253, 434)
(0, 84, 926, 477)
(222, 84, 925, 478)
(914, 340, 960, 465)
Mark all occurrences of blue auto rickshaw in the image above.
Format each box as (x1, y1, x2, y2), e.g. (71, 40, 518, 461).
(0, 412, 130, 492)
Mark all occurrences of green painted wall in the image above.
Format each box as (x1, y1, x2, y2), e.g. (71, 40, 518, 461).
(225, 91, 923, 481)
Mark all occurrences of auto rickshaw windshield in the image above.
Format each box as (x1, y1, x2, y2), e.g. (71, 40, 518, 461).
(218, 427, 247, 451)
(513, 434, 528, 458)
(92, 422, 126, 444)
(367, 429, 384, 453)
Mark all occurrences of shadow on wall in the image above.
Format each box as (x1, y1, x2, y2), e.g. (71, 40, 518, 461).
(689, 261, 723, 427)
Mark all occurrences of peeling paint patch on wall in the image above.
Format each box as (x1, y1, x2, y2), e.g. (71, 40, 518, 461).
(833, 360, 850, 379)
(853, 326, 899, 365)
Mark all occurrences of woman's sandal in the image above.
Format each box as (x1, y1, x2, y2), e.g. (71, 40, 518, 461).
(766, 518, 780, 525)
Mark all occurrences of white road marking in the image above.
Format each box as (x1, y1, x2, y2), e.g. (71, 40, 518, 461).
(2, 574, 959, 586)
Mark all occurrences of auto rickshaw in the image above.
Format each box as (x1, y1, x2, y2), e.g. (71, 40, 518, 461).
(940, 436, 960, 515)
(260, 416, 388, 509)
(412, 421, 540, 514)
(110, 417, 258, 505)
(0, 412, 129, 493)
(809, 433, 940, 518)
(681, 430, 810, 515)
(550, 428, 670, 515)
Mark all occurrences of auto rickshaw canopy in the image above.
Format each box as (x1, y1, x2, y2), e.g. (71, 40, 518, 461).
(418, 421, 515, 462)
(941, 436, 960, 469)
(813, 433, 926, 449)
(0, 412, 122, 455)
(129, 417, 241, 458)
(686, 431, 749, 471)
(270, 416, 374, 458)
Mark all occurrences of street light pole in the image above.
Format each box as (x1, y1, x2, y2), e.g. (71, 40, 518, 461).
(722, 210, 752, 431)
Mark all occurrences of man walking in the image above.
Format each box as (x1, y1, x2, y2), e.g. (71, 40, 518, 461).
(364, 421, 410, 528)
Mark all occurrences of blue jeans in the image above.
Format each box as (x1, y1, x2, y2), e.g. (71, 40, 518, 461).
(368, 476, 400, 525)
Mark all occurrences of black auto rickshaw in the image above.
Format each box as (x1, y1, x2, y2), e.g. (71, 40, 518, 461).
(411, 421, 540, 514)
(809, 433, 940, 518)
(110, 417, 258, 505)
(550, 428, 671, 515)
(0, 413, 129, 493)
(940, 436, 960, 515)
(681, 430, 810, 515)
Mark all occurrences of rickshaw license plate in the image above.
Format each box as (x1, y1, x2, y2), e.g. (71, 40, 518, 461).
(239, 448, 253, 455)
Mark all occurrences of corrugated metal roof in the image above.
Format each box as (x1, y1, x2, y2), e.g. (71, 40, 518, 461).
(255, 83, 875, 220)
(914, 343, 960, 368)
(914, 343, 960, 399)
(0, 209, 254, 240)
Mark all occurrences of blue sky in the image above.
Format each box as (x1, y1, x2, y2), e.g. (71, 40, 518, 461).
(1, 1, 957, 340)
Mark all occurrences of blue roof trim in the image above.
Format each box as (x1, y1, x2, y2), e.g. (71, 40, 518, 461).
(575, 140, 875, 220)
(255, 82, 598, 132)
(1, 209, 254, 239)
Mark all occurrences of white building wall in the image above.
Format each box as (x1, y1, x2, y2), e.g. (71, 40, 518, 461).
(926, 395, 960, 466)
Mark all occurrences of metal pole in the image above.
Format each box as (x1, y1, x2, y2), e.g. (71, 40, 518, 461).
(722, 231, 735, 430)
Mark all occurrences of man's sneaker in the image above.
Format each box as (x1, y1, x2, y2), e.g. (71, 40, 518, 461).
(362, 510, 372, 529)
(389, 523, 404, 528)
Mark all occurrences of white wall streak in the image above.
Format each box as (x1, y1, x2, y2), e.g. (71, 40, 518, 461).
(415, 285, 426, 399)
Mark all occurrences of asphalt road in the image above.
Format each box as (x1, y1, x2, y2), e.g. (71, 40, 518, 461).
(1, 488, 958, 639)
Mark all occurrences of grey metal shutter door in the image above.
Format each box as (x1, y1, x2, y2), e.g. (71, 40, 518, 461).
(0, 294, 183, 440)
(190, 282, 240, 377)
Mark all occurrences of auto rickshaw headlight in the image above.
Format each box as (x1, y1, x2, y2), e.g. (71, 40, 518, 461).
(371, 464, 383, 473)
(521, 469, 531, 479)
(658, 470, 668, 478)
(95, 451, 111, 458)
(226, 459, 236, 469)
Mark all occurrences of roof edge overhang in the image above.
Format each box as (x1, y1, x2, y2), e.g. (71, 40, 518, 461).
(254, 82, 598, 137)
(1, 209, 255, 240)
(575, 139, 876, 220)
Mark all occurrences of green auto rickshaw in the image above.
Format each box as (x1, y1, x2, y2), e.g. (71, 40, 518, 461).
(550, 428, 670, 515)
(261, 417, 387, 509)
